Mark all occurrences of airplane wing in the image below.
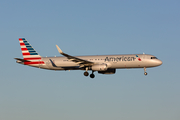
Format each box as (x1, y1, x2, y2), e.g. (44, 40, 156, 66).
(56, 45, 94, 67)
(49, 58, 83, 70)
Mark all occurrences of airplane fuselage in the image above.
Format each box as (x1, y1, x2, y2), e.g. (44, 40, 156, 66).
(18, 54, 162, 70)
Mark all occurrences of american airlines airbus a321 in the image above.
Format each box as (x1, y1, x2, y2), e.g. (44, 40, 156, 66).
(15, 38, 162, 78)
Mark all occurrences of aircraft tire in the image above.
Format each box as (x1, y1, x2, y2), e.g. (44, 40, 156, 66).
(90, 74, 95, 78)
(144, 72, 148, 75)
(84, 72, 89, 76)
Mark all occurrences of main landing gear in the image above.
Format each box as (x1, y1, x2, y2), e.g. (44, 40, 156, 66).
(83, 67, 95, 78)
(84, 67, 89, 76)
(84, 71, 95, 78)
(144, 67, 148, 76)
(84, 71, 89, 76)
(90, 71, 95, 78)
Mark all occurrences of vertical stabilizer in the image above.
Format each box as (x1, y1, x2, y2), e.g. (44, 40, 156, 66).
(19, 38, 44, 65)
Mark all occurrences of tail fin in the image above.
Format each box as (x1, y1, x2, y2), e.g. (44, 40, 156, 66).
(18, 38, 44, 65)
(19, 38, 41, 59)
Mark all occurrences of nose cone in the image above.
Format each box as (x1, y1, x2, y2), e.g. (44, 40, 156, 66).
(157, 59, 163, 66)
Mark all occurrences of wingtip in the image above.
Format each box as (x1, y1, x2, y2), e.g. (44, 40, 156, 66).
(56, 45, 63, 54)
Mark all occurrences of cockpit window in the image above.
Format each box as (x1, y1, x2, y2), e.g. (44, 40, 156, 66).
(151, 57, 157, 59)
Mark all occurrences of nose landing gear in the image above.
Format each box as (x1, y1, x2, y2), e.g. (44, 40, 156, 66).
(144, 72, 147, 75)
(144, 67, 148, 76)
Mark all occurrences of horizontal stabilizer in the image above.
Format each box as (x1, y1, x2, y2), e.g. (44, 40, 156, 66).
(14, 58, 30, 62)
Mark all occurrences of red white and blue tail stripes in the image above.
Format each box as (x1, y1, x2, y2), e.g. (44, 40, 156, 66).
(19, 38, 44, 65)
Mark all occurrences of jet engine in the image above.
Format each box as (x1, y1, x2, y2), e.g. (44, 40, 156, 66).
(98, 69, 116, 74)
(91, 64, 108, 71)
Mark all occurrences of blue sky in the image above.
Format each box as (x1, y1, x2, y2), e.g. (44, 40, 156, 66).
(0, 0, 180, 120)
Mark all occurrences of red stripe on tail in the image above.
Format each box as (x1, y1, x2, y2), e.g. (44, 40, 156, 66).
(24, 61, 45, 65)
(20, 43, 25, 46)
(24, 58, 42, 60)
(22, 53, 30, 55)
(21, 48, 28, 51)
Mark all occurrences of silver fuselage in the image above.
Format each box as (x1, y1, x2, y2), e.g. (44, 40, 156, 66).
(21, 54, 162, 71)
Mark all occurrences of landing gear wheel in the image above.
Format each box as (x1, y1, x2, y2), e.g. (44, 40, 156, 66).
(144, 67, 147, 76)
(84, 72, 89, 76)
(144, 72, 148, 76)
(90, 74, 95, 78)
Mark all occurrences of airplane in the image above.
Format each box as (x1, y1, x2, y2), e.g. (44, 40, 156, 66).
(15, 38, 162, 78)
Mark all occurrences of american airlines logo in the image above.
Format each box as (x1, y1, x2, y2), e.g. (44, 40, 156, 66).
(136, 55, 141, 61)
(105, 57, 136, 62)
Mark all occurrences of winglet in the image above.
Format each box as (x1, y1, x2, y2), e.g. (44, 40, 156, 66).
(56, 45, 63, 54)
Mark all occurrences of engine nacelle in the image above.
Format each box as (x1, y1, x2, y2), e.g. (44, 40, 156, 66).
(91, 64, 108, 71)
(98, 69, 116, 74)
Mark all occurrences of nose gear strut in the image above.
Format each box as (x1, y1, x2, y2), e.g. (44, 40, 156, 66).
(144, 67, 148, 75)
